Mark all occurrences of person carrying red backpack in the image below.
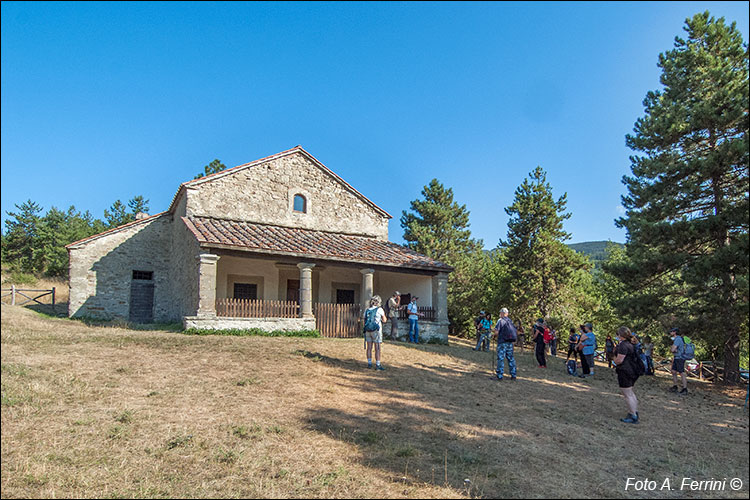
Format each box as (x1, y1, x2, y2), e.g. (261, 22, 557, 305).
(543, 325, 552, 354)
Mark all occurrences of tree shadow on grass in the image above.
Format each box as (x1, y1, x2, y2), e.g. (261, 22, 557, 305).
(299, 344, 749, 498)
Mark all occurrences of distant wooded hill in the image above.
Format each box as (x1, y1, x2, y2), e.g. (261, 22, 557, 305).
(567, 240, 624, 263)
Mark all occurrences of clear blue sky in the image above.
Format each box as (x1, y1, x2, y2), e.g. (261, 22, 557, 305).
(2, 1, 748, 247)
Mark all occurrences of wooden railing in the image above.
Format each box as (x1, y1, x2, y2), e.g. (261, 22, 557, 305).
(315, 303, 362, 338)
(398, 306, 436, 321)
(216, 298, 299, 318)
(1, 286, 56, 307)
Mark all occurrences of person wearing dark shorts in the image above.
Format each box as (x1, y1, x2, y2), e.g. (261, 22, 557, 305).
(566, 327, 579, 361)
(612, 326, 640, 424)
(669, 327, 688, 395)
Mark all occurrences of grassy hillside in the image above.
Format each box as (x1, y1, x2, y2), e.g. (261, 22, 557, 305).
(567, 240, 624, 261)
(1, 305, 748, 498)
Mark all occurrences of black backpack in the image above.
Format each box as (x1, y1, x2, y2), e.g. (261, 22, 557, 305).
(499, 318, 518, 342)
(629, 345, 645, 377)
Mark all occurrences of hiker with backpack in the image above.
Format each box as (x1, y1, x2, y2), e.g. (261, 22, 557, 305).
(612, 326, 643, 424)
(669, 327, 693, 395)
(542, 323, 553, 354)
(566, 327, 579, 362)
(577, 322, 596, 377)
(493, 307, 518, 381)
(363, 295, 388, 370)
(474, 311, 492, 351)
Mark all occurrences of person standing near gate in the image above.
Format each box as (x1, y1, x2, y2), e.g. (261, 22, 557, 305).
(386, 291, 402, 340)
(363, 295, 387, 370)
(493, 307, 517, 380)
(406, 296, 423, 343)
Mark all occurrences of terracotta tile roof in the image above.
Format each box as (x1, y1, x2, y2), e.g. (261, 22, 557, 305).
(182, 216, 453, 272)
(65, 212, 169, 249)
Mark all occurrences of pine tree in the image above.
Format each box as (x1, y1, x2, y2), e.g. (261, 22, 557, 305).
(2, 200, 43, 272)
(127, 195, 150, 216)
(400, 179, 485, 334)
(104, 200, 130, 229)
(194, 159, 227, 179)
(613, 12, 749, 383)
(104, 196, 151, 229)
(499, 167, 589, 323)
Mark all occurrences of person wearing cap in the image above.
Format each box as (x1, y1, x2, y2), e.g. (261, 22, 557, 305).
(406, 296, 423, 343)
(669, 327, 688, 395)
(473, 310, 490, 351)
(386, 291, 402, 341)
(532, 318, 547, 368)
(493, 307, 517, 381)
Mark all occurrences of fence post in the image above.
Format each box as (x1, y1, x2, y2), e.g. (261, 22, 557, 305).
(11, 285, 16, 306)
(52, 287, 56, 308)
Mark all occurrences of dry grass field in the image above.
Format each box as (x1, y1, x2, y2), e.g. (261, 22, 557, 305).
(1, 304, 748, 499)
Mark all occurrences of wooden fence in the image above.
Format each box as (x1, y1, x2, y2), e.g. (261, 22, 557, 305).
(1, 286, 56, 308)
(216, 298, 299, 318)
(315, 303, 362, 338)
(398, 306, 436, 321)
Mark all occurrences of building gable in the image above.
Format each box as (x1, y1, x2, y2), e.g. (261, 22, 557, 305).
(173, 147, 391, 239)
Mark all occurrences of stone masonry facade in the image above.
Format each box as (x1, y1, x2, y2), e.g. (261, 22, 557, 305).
(67, 146, 451, 340)
(178, 151, 390, 240)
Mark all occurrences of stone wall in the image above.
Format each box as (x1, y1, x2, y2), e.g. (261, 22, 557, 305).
(390, 319, 449, 344)
(169, 216, 201, 319)
(185, 152, 390, 239)
(183, 316, 316, 332)
(68, 215, 176, 321)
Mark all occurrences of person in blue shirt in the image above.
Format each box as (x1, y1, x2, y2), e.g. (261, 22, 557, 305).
(406, 296, 423, 344)
(669, 327, 688, 395)
(493, 307, 517, 381)
(578, 322, 596, 377)
(473, 310, 491, 351)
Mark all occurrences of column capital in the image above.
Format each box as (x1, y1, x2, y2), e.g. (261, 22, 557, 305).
(197, 253, 220, 264)
(297, 262, 316, 271)
(360, 268, 375, 275)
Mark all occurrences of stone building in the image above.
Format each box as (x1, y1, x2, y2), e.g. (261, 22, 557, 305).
(66, 146, 452, 341)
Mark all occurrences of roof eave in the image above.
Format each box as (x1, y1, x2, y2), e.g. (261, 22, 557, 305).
(65, 212, 169, 250)
(197, 241, 453, 273)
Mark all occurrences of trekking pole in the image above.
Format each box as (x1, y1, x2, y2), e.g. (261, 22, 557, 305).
(490, 335, 496, 374)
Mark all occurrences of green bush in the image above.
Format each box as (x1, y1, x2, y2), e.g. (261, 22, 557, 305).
(5, 271, 37, 285)
(182, 328, 321, 338)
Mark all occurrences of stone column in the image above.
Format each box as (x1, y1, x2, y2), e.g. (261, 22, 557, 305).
(432, 272, 449, 322)
(360, 268, 375, 310)
(297, 263, 316, 318)
(197, 253, 220, 317)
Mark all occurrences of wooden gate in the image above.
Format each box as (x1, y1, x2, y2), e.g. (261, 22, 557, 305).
(315, 303, 362, 338)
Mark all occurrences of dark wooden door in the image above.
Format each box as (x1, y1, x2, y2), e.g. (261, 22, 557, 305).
(336, 289, 355, 304)
(129, 281, 154, 323)
(286, 279, 300, 303)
